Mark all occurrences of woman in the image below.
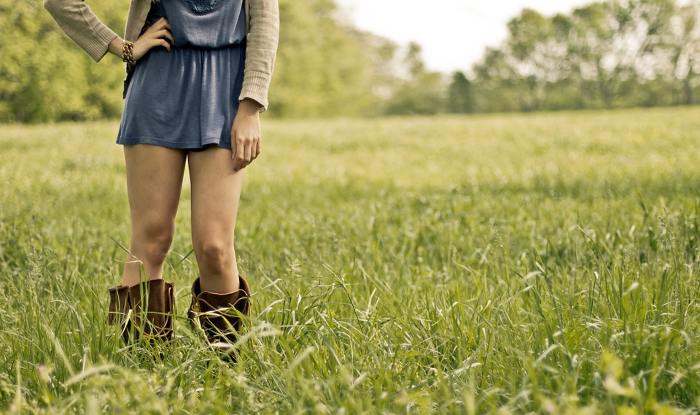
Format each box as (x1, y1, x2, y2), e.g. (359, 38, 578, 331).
(44, 0, 279, 352)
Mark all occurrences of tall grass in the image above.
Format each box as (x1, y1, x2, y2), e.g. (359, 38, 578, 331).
(1, 107, 700, 413)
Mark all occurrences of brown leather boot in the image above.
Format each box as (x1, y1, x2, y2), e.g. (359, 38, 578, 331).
(187, 275, 251, 357)
(108, 279, 176, 343)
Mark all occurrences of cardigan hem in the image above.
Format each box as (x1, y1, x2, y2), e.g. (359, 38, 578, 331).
(240, 70, 270, 111)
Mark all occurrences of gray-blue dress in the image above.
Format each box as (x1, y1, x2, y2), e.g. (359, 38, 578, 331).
(117, 0, 246, 151)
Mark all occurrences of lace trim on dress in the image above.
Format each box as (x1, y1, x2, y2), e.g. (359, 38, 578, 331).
(183, 0, 220, 13)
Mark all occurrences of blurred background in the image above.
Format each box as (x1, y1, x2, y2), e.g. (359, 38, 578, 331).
(0, 0, 698, 123)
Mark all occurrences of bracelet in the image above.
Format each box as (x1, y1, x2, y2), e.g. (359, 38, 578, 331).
(122, 40, 134, 65)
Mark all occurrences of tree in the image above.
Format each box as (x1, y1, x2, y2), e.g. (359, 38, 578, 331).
(269, 0, 390, 118)
(468, 0, 692, 112)
(383, 42, 446, 115)
(664, 2, 700, 104)
(471, 47, 520, 112)
(565, 0, 676, 107)
(506, 9, 563, 110)
(0, 0, 125, 122)
(447, 71, 474, 113)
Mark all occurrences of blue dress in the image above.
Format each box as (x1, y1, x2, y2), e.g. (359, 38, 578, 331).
(117, 0, 246, 151)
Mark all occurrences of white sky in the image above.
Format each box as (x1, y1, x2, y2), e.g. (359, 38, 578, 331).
(334, 0, 688, 73)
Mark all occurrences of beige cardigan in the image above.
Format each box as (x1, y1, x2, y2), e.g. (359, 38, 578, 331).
(44, 0, 279, 110)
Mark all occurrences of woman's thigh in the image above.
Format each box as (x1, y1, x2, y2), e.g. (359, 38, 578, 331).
(124, 144, 187, 235)
(188, 147, 244, 249)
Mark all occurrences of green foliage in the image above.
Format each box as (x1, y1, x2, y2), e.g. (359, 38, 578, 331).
(447, 71, 474, 113)
(464, 0, 700, 113)
(383, 43, 447, 115)
(383, 71, 446, 115)
(3, 108, 700, 412)
(0, 0, 125, 122)
(269, 0, 391, 118)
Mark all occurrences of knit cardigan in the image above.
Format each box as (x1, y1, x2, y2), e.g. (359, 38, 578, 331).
(44, 0, 279, 110)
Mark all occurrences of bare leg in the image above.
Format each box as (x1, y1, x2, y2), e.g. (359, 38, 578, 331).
(122, 144, 187, 286)
(188, 147, 244, 293)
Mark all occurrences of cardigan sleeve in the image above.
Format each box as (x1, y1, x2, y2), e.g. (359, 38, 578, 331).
(44, 0, 119, 62)
(239, 0, 279, 112)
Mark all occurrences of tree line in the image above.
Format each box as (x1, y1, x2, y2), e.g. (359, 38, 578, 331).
(0, 0, 698, 122)
(445, 0, 700, 114)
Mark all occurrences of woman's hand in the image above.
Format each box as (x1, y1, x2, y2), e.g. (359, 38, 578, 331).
(133, 18, 174, 59)
(231, 99, 263, 171)
(108, 18, 174, 61)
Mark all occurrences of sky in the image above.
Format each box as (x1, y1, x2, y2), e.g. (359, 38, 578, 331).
(333, 0, 641, 73)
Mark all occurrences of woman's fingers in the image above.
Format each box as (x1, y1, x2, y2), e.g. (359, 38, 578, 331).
(232, 137, 260, 171)
(152, 28, 174, 47)
(233, 139, 246, 171)
(230, 103, 262, 171)
(243, 141, 252, 165)
(157, 39, 171, 51)
(132, 18, 174, 59)
(153, 17, 171, 31)
(230, 132, 237, 161)
(162, 30, 175, 45)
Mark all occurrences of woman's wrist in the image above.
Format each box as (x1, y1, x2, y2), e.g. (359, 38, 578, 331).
(107, 37, 135, 65)
(107, 37, 124, 59)
(238, 98, 262, 115)
(239, 98, 262, 115)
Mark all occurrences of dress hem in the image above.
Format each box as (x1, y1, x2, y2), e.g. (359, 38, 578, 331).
(116, 136, 232, 151)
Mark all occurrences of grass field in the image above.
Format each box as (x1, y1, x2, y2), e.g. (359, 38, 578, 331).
(2, 107, 700, 414)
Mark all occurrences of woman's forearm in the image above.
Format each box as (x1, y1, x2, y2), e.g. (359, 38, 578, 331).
(108, 37, 124, 60)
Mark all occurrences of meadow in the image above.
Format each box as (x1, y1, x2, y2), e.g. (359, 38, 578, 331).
(1, 107, 700, 413)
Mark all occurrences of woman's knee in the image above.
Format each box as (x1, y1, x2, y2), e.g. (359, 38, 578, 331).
(131, 221, 175, 262)
(196, 239, 234, 274)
